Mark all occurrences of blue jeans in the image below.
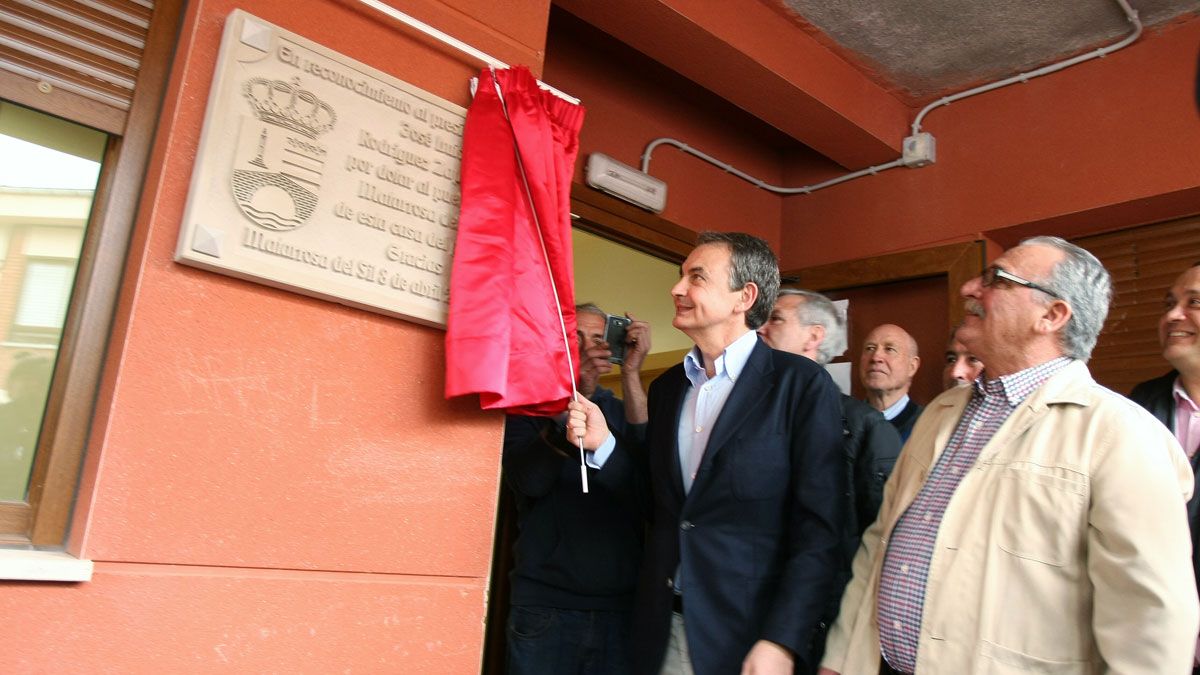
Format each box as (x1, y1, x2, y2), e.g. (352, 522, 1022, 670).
(506, 606, 632, 675)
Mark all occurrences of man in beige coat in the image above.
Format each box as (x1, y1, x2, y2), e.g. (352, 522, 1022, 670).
(819, 236, 1199, 675)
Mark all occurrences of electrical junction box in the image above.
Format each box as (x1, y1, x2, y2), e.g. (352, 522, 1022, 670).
(902, 132, 937, 167)
(585, 153, 668, 213)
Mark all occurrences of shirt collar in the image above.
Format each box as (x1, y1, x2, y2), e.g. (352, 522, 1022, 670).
(1173, 377, 1200, 412)
(975, 356, 1073, 407)
(683, 329, 758, 386)
(881, 394, 910, 421)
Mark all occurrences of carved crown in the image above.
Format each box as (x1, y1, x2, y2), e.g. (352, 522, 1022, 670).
(243, 77, 336, 138)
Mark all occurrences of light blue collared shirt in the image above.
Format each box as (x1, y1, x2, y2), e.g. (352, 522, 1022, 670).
(673, 329, 758, 595)
(589, 330, 759, 474)
(677, 329, 758, 492)
(881, 393, 911, 421)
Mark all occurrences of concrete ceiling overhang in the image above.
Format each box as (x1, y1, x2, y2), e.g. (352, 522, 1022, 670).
(553, 0, 1199, 171)
(775, 0, 1200, 102)
(553, 0, 910, 169)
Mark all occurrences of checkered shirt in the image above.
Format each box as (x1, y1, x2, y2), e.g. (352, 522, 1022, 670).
(877, 357, 1072, 673)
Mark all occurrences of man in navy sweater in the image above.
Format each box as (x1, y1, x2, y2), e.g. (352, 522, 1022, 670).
(860, 323, 923, 442)
(503, 304, 651, 675)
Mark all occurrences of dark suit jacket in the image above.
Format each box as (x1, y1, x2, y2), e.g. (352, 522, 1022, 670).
(627, 338, 847, 675)
(1129, 370, 1200, 596)
(806, 396, 903, 674)
(842, 395, 903, 544)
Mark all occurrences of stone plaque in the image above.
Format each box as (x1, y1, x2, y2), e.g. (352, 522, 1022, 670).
(175, 9, 464, 327)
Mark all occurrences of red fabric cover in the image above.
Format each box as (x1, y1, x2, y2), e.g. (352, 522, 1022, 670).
(445, 66, 585, 416)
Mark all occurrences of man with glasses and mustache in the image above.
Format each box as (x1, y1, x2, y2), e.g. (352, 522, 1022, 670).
(819, 237, 1198, 675)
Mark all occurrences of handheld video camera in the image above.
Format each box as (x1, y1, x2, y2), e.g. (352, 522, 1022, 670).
(603, 314, 632, 365)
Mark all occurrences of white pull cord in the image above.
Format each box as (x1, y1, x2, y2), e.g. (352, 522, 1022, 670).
(488, 68, 589, 493)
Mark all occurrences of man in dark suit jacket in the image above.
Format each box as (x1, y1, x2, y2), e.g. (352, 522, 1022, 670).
(759, 290, 903, 540)
(568, 232, 846, 675)
(1129, 262, 1200, 674)
(759, 289, 903, 674)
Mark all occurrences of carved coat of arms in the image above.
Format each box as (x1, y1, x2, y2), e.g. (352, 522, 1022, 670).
(231, 76, 336, 231)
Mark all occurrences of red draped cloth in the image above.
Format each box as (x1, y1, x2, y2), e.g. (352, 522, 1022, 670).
(445, 67, 585, 416)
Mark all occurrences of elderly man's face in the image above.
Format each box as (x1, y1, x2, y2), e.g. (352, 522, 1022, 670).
(860, 324, 919, 395)
(759, 295, 810, 355)
(577, 311, 606, 349)
(1160, 266, 1200, 373)
(943, 338, 984, 389)
(958, 244, 1063, 371)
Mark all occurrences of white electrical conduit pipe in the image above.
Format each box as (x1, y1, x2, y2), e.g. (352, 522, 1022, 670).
(912, 0, 1142, 134)
(351, 0, 580, 105)
(640, 0, 1142, 196)
(642, 138, 905, 195)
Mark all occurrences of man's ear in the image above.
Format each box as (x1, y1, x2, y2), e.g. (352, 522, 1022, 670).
(1037, 299, 1072, 336)
(737, 282, 759, 314)
(805, 324, 826, 353)
(908, 355, 921, 377)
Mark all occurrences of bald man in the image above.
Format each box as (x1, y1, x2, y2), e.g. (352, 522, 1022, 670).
(860, 324, 922, 442)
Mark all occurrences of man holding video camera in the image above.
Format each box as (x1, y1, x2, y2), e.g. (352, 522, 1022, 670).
(502, 302, 652, 675)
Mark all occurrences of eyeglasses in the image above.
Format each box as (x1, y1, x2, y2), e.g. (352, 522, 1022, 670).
(980, 265, 1061, 299)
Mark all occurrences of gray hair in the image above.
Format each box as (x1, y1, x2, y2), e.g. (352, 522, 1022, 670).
(575, 302, 606, 319)
(778, 289, 847, 365)
(1021, 236, 1112, 361)
(696, 231, 780, 329)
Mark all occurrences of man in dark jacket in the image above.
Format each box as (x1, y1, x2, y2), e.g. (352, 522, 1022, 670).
(1129, 262, 1200, 674)
(759, 289, 903, 673)
(567, 232, 846, 675)
(503, 303, 651, 675)
(759, 290, 902, 545)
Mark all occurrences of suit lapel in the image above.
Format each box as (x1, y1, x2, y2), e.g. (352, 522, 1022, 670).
(659, 366, 690, 504)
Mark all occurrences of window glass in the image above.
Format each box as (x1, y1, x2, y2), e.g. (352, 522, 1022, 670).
(15, 261, 75, 333)
(0, 102, 105, 501)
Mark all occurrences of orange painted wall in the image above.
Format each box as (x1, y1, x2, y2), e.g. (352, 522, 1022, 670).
(3, 0, 551, 670)
(6, 2, 1198, 670)
(779, 17, 1200, 270)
